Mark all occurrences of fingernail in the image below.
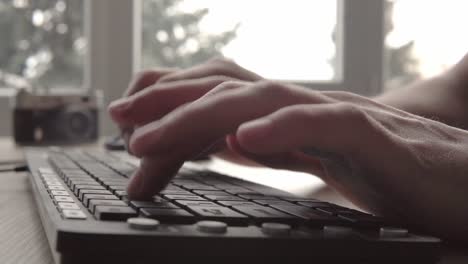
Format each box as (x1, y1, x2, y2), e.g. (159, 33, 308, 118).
(239, 119, 272, 132)
(127, 172, 143, 200)
(237, 119, 273, 145)
(108, 98, 131, 113)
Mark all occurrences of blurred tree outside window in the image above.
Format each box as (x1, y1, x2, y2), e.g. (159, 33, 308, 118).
(385, 0, 468, 90)
(142, 0, 337, 81)
(0, 0, 84, 90)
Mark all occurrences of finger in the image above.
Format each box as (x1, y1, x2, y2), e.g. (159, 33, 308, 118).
(127, 155, 184, 200)
(108, 69, 176, 119)
(158, 58, 262, 83)
(322, 91, 417, 119)
(109, 68, 176, 152)
(109, 76, 239, 127)
(125, 68, 177, 96)
(127, 82, 331, 198)
(235, 103, 387, 157)
(130, 81, 331, 157)
(225, 134, 325, 176)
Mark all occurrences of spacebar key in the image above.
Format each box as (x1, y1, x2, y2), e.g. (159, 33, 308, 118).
(95, 206, 137, 221)
(270, 205, 339, 225)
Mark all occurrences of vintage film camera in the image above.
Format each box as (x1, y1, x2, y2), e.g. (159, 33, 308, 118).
(12, 89, 101, 145)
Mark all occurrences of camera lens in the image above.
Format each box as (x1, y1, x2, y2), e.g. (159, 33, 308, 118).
(67, 111, 91, 137)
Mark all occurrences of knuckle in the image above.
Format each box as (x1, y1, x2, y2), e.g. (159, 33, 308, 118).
(133, 70, 157, 83)
(204, 80, 244, 98)
(271, 106, 310, 126)
(215, 80, 243, 90)
(334, 102, 368, 123)
(208, 75, 236, 84)
(208, 57, 236, 66)
(255, 80, 288, 95)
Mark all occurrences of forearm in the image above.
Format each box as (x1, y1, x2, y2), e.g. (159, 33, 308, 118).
(375, 55, 468, 129)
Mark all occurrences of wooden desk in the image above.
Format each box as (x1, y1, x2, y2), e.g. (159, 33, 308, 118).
(0, 138, 466, 264)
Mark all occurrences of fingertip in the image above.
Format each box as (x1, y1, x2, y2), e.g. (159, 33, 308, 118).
(127, 156, 183, 200)
(128, 125, 153, 157)
(126, 172, 144, 200)
(126, 162, 163, 201)
(128, 134, 143, 158)
(156, 70, 179, 83)
(236, 118, 273, 153)
(108, 98, 132, 124)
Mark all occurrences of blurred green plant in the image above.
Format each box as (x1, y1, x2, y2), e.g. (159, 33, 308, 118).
(141, 0, 238, 69)
(0, 0, 237, 89)
(0, 0, 84, 89)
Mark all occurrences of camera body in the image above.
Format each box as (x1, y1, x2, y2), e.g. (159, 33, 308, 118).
(12, 89, 100, 145)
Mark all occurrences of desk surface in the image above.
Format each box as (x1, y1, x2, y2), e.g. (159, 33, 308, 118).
(0, 138, 466, 264)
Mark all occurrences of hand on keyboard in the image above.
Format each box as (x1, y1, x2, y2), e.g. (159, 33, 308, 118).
(108, 58, 468, 241)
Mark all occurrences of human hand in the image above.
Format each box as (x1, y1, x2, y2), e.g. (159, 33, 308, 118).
(109, 58, 262, 160)
(111, 79, 468, 241)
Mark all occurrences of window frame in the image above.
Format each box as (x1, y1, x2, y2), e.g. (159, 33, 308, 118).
(0, 0, 384, 136)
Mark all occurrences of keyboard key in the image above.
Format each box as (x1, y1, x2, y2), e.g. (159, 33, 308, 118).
(70, 180, 99, 188)
(54, 196, 74, 203)
(253, 200, 293, 206)
(313, 206, 359, 216)
(298, 201, 333, 208)
(107, 185, 127, 191)
(62, 170, 89, 177)
(187, 206, 248, 225)
(140, 208, 195, 224)
(66, 177, 94, 185)
(79, 189, 113, 200)
(42, 174, 59, 181)
(83, 194, 118, 206)
(101, 180, 129, 186)
(337, 212, 384, 227)
(51, 190, 70, 196)
(192, 190, 228, 196)
(62, 209, 87, 220)
(164, 185, 185, 191)
(164, 195, 207, 201)
(45, 181, 62, 186)
(238, 194, 279, 201)
(222, 187, 253, 194)
(270, 205, 340, 225)
(174, 200, 219, 207)
(115, 190, 128, 198)
(217, 201, 258, 207)
(183, 185, 219, 191)
(204, 195, 245, 201)
(73, 185, 105, 195)
(94, 206, 137, 221)
(159, 190, 193, 195)
(58, 202, 80, 210)
(39, 167, 54, 174)
(315, 207, 337, 216)
(281, 197, 321, 203)
(88, 199, 128, 213)
(232, 206, 295, 224)
(47, 185, 66, 191)
(130, 200, 179, 210)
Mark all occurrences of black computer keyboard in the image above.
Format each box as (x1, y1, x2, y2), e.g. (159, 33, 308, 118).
(25, 148, 441, 264)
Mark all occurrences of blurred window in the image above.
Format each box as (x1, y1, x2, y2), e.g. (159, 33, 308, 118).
(0, 0, 85, 90)
(385, 0, 468, 89)
(141, 0, 338, 82)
